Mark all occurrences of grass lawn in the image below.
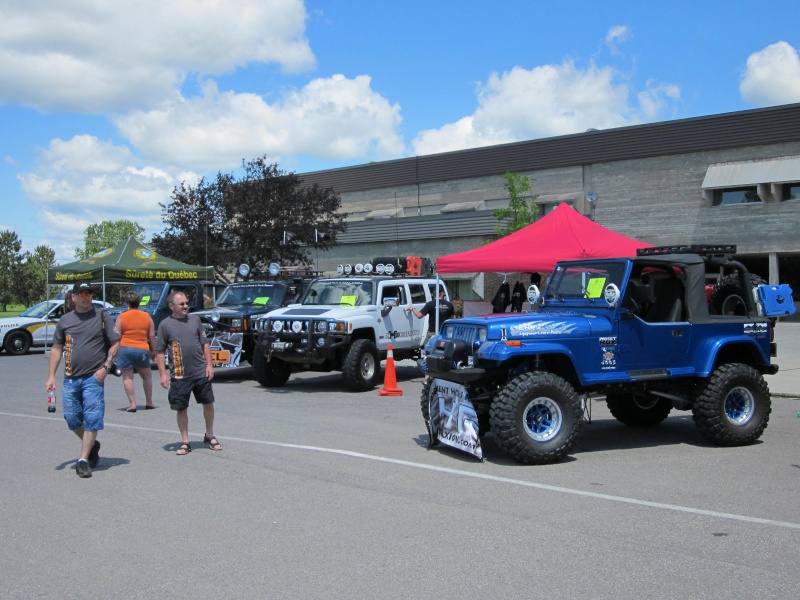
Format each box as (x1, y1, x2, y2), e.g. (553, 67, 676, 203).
(0, 304, 25, 318)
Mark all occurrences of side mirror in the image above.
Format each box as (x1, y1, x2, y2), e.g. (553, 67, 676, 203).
(381, 297, 398, 317)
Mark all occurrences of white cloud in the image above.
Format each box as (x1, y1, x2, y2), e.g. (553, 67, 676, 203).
(412, 61, 680, 156)
(605, 25, 630, 55)
(0, 0, 314, 113)
(115, 75, 406, 170)
(740, 41, 800, 106)
(18, 135, 197, 261)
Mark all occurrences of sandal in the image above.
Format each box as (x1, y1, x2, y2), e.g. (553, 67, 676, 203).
(203, 434, 221, 451)
(176, 442, 191, 455)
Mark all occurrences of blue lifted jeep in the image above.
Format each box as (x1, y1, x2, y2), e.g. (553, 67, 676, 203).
(424, 245, 795, 464)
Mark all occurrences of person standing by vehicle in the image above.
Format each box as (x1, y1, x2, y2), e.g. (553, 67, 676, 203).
(156, 291, 221, 456)
(44, 282, 120, 478)
(407, 287, 455, 346)
(115, 291, 156, 412)
(406, 287, 454, 376)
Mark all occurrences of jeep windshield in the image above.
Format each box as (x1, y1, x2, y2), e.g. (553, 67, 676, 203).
(216, 283, 284, 307)
(546, 260, 627, 302)
(302, 280, 374, 306)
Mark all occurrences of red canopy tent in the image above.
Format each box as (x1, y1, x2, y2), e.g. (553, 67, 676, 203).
(436, 203, 651, 274)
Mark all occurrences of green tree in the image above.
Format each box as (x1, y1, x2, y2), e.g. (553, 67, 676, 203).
(0, 230, 23, 311)
(492, 172, 539, 239)
(74, 220, 145, 259)
(14, 245, 56, 307)
(153, 157, 347, 282)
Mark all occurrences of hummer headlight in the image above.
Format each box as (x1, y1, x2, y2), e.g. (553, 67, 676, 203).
(272, 320, 283, 333)
(231, 318, 242, 329)
(291, 320, 303, 333)
(315, 321, 327, 333)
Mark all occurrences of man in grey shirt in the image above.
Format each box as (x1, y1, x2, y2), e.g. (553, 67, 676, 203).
(45, 282, 120, 478)
(156, 291, 221, 455)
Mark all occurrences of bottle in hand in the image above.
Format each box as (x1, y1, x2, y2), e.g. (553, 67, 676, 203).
(47, 390, 56, 413)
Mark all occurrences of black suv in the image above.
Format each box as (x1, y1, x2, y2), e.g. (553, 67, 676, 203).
(195, 278, 310, 367)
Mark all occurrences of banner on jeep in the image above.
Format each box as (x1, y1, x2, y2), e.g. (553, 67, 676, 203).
(209, 332, 243, 368)
(426, 379, 482, 460)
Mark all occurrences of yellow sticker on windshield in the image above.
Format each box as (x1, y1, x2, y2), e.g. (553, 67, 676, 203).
(585, 277, 606, 299)
(340, 295, 356, 307)
(140, 295, 151, 306)
(253, 297, 269, 305)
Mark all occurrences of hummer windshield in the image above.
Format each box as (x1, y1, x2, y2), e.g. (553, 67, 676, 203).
(216, 283, 283, 307)
(303, 280, 374, 306)
(546, 260, 627, 302)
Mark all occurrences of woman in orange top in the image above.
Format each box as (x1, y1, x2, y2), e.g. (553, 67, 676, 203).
(115, 291, 156, 412)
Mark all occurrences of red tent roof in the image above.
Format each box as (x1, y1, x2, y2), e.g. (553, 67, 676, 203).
(436, 203, 651, 274)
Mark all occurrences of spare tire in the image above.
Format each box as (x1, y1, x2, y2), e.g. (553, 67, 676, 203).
(708, 273, 765, 316)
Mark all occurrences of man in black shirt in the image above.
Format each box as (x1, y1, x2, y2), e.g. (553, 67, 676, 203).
(407, 288, 454, 375)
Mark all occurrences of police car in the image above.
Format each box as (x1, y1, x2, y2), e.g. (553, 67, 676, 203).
(0, 299, 114, 356)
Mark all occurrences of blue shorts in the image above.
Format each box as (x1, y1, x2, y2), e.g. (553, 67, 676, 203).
(62, 374, 105, 431)
(117, 346, 150, 369)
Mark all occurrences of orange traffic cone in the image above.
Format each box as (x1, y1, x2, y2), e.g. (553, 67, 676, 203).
(378, 344, 403, 396)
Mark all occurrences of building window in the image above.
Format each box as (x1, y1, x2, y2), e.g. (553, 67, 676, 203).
(712, 186, 762, 206)
(782, 183, 800, 201)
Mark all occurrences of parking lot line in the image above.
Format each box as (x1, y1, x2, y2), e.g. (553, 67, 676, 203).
(8, 410, 800, 532)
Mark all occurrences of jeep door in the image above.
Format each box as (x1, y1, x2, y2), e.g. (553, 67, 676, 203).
(378, 282, 418, 350)
(617, 317, 691, 371)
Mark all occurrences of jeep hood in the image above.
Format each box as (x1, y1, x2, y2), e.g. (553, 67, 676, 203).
(460, 310, 610, 340)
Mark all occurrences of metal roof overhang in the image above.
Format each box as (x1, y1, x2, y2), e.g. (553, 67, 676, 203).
(702, 156, 800, 188)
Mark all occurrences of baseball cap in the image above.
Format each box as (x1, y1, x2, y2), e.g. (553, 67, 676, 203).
(72, 282, 94, 294)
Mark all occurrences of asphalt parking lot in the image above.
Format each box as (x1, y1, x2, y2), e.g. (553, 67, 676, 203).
(1, 331, 799, 599)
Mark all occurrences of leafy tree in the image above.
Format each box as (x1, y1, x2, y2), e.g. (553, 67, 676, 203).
(492, 172, 539, 239)
(151, 176, 227, 277)
(153, 157, 347, 282)
(0, 230, 23, 311)
(14, 245, 56, 307)
(74, 220, 145, 260)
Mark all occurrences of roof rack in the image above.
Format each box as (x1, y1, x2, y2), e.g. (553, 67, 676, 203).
(637, 244, 737, 258)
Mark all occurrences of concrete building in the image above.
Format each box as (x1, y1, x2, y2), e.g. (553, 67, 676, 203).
(300, 103, 800, 302)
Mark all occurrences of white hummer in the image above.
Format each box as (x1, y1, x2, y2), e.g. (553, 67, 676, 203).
(251, 257, 448, 391)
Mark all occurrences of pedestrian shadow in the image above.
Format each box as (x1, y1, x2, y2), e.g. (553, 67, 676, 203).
(54, 457, 130, 471)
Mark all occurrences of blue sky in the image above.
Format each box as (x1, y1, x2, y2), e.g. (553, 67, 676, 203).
(1, 0, 799, 263)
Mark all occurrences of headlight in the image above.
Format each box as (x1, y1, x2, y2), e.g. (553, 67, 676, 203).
(331, 321, 347, 333)
(315, 321, 327, 333)
(272, 320, 283, 333)
(231, 318, 242, 329)
(316, 337, 325, 347)
(444, 325, 454, 338)
(291, 320, 303, 333)
(478, 327, 487, 343)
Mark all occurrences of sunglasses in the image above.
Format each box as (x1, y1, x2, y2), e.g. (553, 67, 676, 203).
(172, 302, 189, 306)
(76, 290, 94, 297)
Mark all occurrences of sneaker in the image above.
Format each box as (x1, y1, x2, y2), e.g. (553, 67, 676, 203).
(76, 460, 92, 478)
(88, 441, 101, 468)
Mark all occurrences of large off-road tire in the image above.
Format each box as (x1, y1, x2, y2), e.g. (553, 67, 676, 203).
(252, 345, 291, 387)
(606, 393, 672, 427)
(342, 339, 381, 391)
(692, 363, 771, 446)
(709, 274, 765, 316)
(4, 330, 32, 356)
(489, 371, 583, 464)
